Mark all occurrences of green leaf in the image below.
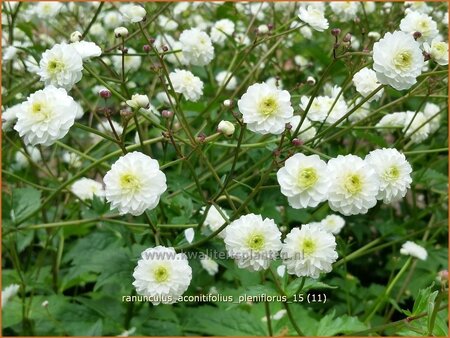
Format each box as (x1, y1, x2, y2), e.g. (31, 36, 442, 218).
(314, 310, 368, 336)
(11, 187, 41, 223)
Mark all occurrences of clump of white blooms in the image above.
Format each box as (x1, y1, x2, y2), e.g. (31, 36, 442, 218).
(282, 224, 338, 279)
(2, 284, 20, 308)
(14, 86, 79, 146)
(352, 68, 384, 102)
(179, 28, 215, 66)
(169, 69, 204, 102)
(33, 1, 63, 19)
(200, 256, 219, 276)
(201, 205, 229, 237)
(119, 4, 146, 23)
(238, 82, 293, 135)
(132, 246, 192, 305)
(103, 152, 167, 216)
(97, 119, 124, 137)
(327, 154, 380, 216)
(329, 1, 359, 21)
(277, 153, 330, 209)
(215, 71, 237, 90)
(399, 10, 438, 43)
(14, 146, 42, 169)
(210, 19, 235, 46)
(365, 148, 413, 204)
(400, 241, 428, 261)
(372, 31, 425, 90)
(71, 178, 105, 201)
(298, 4, 329, 32)
(320, 214, 346, 235)
(37, 43, 83, 90)
(377, 111, 432, 144)
(224, 214, 282, 271)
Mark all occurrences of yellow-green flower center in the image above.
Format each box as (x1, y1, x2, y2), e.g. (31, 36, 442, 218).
(119, 172, 142, 192)
(247, 233, 265, 251)
(153, 265, 169, 282)
(47, 59, 65, 74)
(31, 101, 51, 121)
(383, 165, 400, 181)
(393, 51, 413, 71)
(298, 167, 318, 189)
(344, 174, 363, 194)
(258, 96, 279, 116)
(300, 238, 316, 256)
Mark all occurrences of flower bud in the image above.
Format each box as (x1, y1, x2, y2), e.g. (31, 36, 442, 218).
(306, 76, 316, 85)
(343, 33, 352, 43)
(257, 24, 269, 34)
(143, 44, 151, 52)
(223, 99, 233, 107)
(162, 45, 169, 52)
(114, 27, 129, 38)
(196, 133, 206, 143)
(368, 31, 381, 40)
(161, 110, 173, 118)
(217, 120, 235, 136)
(291, 138, 303, 147)
(99, 89, 112, 99)
(41, 300, 49, 308)
(126, 94, 150, 109)
(331, 28, 341, 37)
(70, 31, 82, 42)
(413, 31, 422, 41)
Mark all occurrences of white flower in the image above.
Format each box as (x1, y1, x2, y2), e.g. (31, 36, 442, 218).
(281, 224, 338, 279)
(423, 39, 448, 65)
(352, 68, 384, 102)
(120, 4, 146, 23)
(3, 46, 18, 61)
(132, 246, 192, 305)
(276, 264, 286, 277)
(200, 256, 219, 276)
(112, 47, 141, 73)
(327, 154, 380, 216)
(2, 103, 21, 131)
(179, 28, 215, 66)
(329, 2, 359, 21)
(62, 152, 82, 168)
(320, 214, 346, 235)
(403, 111, 430, 143)
(405, 2, 431, 14)
(224, 213, 282, 271)
(37, 43, 83, 90)
(158, 15, 178, 31)
(2, 284, 20, 308)
(33, 1, 63, 19)
(184, 228, 195, 244)
(238, 82, 293, 135)
(277, 153, 330, 209)
(71, 178, 105, 201)
(102, 11, 123, 29)
(215, 71, 237, 90)
(400, 11, 438, 43)
(423, 102, 441, 133)
(70, 41, 102, 60)
(257, 24, 269, 34)
(288, 116, 316, 142)
(14, 86, 78, 146)
(298, 5, 329, 32)
(97, 119, 123, 137)
(300, 26, 313, 39)
(376, 112, 407, 129)
(300, 91, 348, 124)
(169, 69, 204, 102)
(126, 94, 149, 109)
(373, 31, 425, 91)
(14, 146, 42, 169)
(365, 148, 412, 204)
(201, 205, 229, 237)
(400, 241, 428, 260)
(234, 32, 251, 46)
(90, 23, 106, 39)
(217, 120, 235, 136)
(211, 19, 235, 46)
(104, 152, 167, 216)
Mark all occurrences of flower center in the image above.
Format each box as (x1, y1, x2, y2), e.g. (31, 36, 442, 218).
(31, 101, 51, 121)
(383, 165, 400, 181)
(119, 172, 142, 192)
(298, 167, 318, 189)
(418, 19, 429, 31)
(301, 238, 316, 256)
(393, 51, 413, 71)
(258, 96, 279, 116)
(47, 59, 65, 75)
(344, 174, 363, 194)
(247, 233, 265, 251)
(153, 265, 169, 283)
